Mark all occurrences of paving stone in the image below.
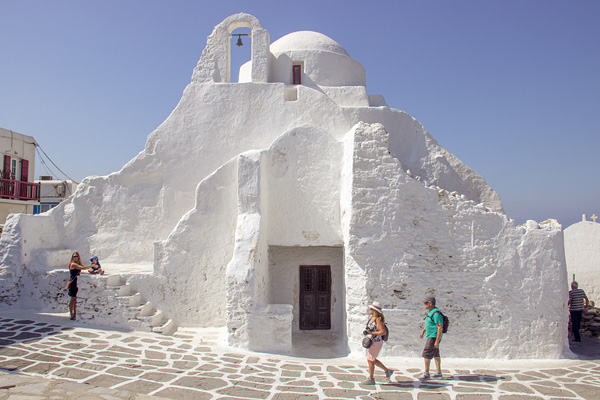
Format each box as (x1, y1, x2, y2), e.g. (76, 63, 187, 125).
(529, 384, 577, 397)
(498, 396, 545, 400)
(172, 376, 228, 390)
(276, 385, 319, 393)
(453, 386, 495, 393)
(282, 363, 306, 371)
(217, 385, 271, 399)
(323, 388, 370, 398)
(271, 394, 321, 400)
(371, 393, 413, 400)
(145, 349, 167, 360)
(455, 395, 493, 400)
(154, 386, 213, 400)
(106, 366, 145, 377)
(117, 379, 163, 394)
(247, 376, 276, 384)
(139, 371, 178, 382)
(172, 360, 197, 369)
(83, 374, 129, 387)
(24, 353, 63, 363)
(565, 383, 600, 400)
(0, 347, 28, 357)
(60, 342, 88, 350)
(0, 358, 35, 370)
(417, 393, 451, 399)
(52, 367, 96, 379)
(142, 359, 169, 367)
(330, 373, 365, 382)
(499, 382, 535, 394)
(23, 362, 61, 374)
(73, 331, 100, 338)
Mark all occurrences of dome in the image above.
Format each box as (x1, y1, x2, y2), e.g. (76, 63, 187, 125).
(270, 31, 350, 57)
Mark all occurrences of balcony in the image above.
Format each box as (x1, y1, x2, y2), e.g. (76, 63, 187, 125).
(0, 178, 40, 201)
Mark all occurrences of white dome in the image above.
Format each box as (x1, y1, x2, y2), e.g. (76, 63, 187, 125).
(270, 31, 350, 57)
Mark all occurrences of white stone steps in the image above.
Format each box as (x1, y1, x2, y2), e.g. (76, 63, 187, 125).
(77, 273, 178, 336)
(152, 318, 177, 336)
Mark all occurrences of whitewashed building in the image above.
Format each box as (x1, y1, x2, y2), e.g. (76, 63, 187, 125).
(34, 177, 78, 215)
(0, 14, 568, 358)
(565, 214, 600, 304)
(0, 128, 39, 231)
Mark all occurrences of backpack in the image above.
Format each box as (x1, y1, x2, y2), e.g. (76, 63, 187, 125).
(428, 310, 449, 333)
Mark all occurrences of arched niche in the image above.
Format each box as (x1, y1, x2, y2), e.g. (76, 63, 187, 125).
(193, 13, 270, 84)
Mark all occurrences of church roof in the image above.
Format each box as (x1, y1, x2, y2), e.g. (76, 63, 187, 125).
(270, 31, 350, 57)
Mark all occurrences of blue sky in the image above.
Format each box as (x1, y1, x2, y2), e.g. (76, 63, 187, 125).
(1, 0, 598, 227)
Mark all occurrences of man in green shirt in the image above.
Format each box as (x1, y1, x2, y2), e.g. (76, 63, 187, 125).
(419, 295, 443, 380)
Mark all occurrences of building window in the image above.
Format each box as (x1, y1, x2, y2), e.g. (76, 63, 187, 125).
(11, 159, 17, 180)
(292, 64, 302, 85)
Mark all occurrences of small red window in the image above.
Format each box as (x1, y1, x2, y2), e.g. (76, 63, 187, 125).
(292, 65, 302, 84)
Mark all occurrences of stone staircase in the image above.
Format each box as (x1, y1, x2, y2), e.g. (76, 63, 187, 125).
(77, 273, 177, 335)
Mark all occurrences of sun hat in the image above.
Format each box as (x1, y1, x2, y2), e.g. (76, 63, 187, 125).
(369, 301, 383, 313)
(423, 295, 436, 304)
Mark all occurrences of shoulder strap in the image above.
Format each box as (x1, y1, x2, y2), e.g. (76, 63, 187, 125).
(428, 310, 441, 321)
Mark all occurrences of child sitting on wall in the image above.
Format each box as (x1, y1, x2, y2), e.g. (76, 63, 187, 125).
(89, 256, 105, 275)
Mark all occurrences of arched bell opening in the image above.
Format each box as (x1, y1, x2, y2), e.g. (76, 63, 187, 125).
(229, 27, 252, 83)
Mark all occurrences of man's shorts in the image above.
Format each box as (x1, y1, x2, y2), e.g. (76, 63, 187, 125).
(422, 337, 440, 359)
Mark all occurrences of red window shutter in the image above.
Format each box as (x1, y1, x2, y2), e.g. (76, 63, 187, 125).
(20, 159, 29, 182)
(3, 155, 10, 179)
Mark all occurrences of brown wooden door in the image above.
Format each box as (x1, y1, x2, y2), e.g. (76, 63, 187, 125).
(299, 265, 331, 330)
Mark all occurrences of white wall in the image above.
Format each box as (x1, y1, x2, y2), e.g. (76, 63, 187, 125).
(342, 122, 568, 359)
(565, 220, 600, 303)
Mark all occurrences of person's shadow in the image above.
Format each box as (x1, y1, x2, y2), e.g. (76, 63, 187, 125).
(384, 374, 504, 389)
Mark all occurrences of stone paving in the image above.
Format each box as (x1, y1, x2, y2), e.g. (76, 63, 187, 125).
(0, 313, 599, 399)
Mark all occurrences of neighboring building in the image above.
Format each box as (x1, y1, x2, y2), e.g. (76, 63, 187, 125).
(0, 14, 568, 359)
(565, 214, 600, 304)
(34, 176, 78, 215)
(0, 128, 40, 232)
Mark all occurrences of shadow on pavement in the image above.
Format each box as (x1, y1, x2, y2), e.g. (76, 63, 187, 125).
(568, 335, 600, 360)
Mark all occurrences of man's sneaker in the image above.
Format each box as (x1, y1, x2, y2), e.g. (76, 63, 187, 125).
(361, 378, 376, 385)
(431, 371, 443, 379)
(385, 369, 394, 380)
(418, 372, 430, 380)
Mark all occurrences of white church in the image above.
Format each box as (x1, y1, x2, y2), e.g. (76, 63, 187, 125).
(0, 13, 569, 358)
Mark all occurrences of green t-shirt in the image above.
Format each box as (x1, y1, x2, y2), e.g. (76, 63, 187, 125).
(425, 308, 444, 340)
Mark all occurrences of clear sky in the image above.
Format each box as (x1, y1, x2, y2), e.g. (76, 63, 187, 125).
(1, 0, 598, 228)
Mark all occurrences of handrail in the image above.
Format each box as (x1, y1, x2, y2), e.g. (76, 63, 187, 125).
(0, 178, 40, 201)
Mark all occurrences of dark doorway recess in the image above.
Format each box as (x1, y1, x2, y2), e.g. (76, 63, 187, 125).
(299, 265, 331, 330)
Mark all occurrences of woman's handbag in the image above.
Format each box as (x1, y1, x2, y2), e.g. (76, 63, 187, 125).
(362, 336, 373, 348)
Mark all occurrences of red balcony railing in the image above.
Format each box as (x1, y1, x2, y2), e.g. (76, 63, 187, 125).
(0, 178, 40, 201)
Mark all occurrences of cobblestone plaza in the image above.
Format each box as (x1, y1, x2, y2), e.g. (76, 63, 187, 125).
(0, 313, 599, 399)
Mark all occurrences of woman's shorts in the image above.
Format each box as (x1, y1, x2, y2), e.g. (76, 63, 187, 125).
(367, 340, 384, 361)
(422, 337, 440, 359)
